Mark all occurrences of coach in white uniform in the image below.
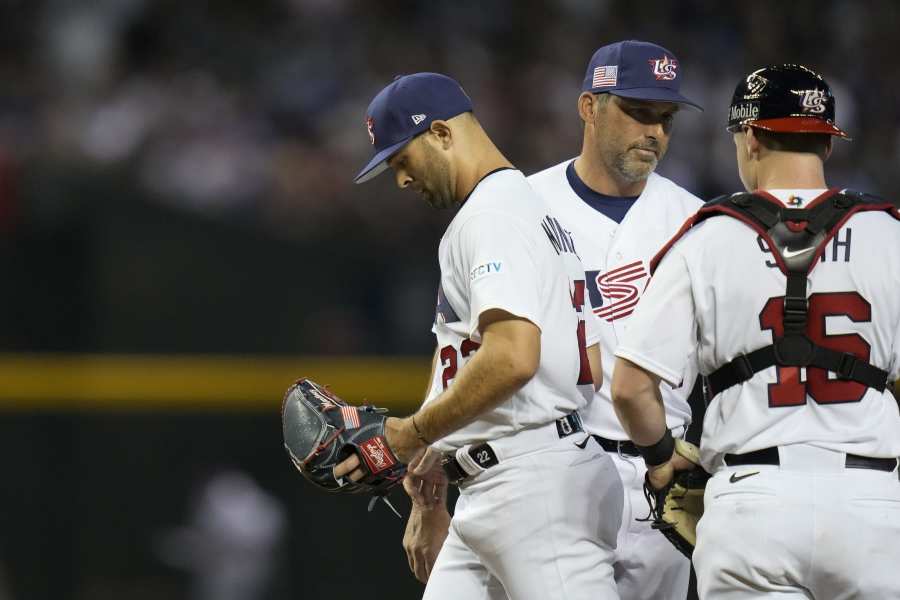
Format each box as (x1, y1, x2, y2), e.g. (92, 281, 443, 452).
(612, 64, 900, 599)
(528, 40, 703, 600)
(342, 72, 622, 600)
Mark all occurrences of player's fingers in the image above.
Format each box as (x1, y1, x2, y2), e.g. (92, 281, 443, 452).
(410, 552, 427, 583)
(647, 461, 674, 489)
(670, 452, 696, 471)
(333, 454, 361, 478)
(406, 481, 428, 506)
(411, 447, 441, 476)
(406, 449, 426, 472)
(402, 472, 424, 498)
(404, 544, 416, 576)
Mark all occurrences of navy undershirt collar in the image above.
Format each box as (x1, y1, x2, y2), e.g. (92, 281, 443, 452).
(565, 161, 639, 224)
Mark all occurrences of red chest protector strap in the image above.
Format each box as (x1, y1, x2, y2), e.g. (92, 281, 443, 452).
(650, 189, 900, 398)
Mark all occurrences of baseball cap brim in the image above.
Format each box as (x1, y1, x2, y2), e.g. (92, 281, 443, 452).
(610, 88, 703, 111)
(746, 117, 851, 139)
(353, 136, 414, 184)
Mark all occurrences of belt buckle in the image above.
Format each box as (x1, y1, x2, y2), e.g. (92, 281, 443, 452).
(555, 412, 582, 438)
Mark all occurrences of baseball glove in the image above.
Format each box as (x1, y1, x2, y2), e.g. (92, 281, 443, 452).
(281, 378, 407, 496)
(643, 439, 710, 558)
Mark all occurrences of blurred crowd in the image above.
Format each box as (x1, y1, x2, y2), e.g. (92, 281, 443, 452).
(1, 0, 899, 355)
(1, 4, 899, 598)
(3, 0, 898, 236)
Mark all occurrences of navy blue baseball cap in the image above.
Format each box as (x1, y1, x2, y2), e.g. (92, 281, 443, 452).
(582, 40, 702, 111)
(354, 72, 474, 184)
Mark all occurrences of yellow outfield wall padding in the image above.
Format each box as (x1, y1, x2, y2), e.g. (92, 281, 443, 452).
(0, 354, 896, 413)
(0, 354, 432, 411)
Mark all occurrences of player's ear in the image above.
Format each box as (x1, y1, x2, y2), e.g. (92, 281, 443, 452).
(428, 120, 453, 150)
(823, 136, 833, 162)
(744, 126, 761, 159)
(577, 92, 596, 124)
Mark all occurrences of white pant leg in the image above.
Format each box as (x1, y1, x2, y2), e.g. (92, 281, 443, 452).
(694, 467, 809, 600)
(609, 452, 691, 600)
(423, 497, 508, 600)
(808, 469, 900, 599)
(695, 466, 900, 599)
(446, 436, 622, 600)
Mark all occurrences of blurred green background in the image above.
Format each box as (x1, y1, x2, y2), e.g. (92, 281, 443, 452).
(2, 0, 900, 598)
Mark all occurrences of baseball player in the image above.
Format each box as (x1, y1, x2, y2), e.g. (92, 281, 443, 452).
(337, 72, 623, 600)
(526, 40, 704, 600)
(611, 64, 900, 599)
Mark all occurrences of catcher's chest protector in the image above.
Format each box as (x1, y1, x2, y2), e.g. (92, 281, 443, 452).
(651, 189, 900, 398)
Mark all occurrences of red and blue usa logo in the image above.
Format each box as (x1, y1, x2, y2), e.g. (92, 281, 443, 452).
(649, 55, 678, 81)
(586, 260, 649, 322)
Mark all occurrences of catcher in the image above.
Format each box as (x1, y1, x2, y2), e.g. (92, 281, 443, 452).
(611, 64, 900, 599)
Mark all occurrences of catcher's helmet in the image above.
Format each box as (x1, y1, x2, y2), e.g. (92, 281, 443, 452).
(726, 64, 849, 138)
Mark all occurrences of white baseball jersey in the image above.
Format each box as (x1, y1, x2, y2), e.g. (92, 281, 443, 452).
(528, 160, 703, 438)
(616, 188, 900, 471)
(425, 168, 596, 452)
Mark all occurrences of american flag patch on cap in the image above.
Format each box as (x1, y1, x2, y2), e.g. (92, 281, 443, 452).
(341, 406, 361, 429)
(592, 65, 618, 88)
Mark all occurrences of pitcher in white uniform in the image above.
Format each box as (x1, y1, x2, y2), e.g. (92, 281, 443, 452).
(528, 40, 704, 600)
(339, 72, 623, 600)
(611, 64, 900, 599)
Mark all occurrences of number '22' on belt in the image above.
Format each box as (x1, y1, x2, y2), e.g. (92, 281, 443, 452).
(441, 413, 584, 485)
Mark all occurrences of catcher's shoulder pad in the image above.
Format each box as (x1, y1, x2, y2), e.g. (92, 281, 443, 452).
(281, 378, 406, 496)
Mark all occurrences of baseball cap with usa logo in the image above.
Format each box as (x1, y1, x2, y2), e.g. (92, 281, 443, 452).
(582, 40, 703, 111)
(354, 72, 473, 184)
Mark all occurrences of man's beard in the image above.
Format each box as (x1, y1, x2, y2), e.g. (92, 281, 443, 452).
(613, 143, 661, 183)
(423, 188, 454, 209)
(420, 145, 454, 209)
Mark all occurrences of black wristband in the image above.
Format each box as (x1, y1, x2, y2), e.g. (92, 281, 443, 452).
(635, 429, 675, 467)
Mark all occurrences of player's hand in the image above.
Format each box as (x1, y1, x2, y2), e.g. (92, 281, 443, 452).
(646, 451, 695, 491)
(403, 448, 447, 508)
(334, 417, 432, 482)
(403, 502, 451, 583)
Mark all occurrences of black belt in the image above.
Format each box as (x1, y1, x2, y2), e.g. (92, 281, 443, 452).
(441, 413, 584, 485)
(724, 447, 898, 472)
(591, 435, 640, 457)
